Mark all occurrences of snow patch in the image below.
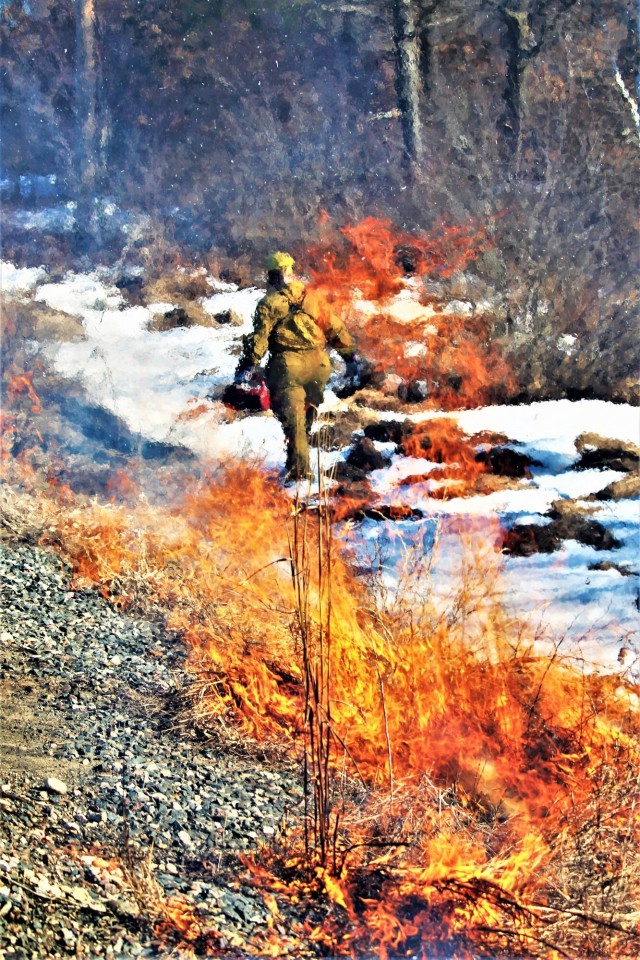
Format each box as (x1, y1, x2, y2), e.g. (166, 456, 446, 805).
(1, 261, 48, 298)
(202, 288, 263, 330)
(4, 260, 638, 675)
(36, 273, 124, 316)
(36, 270, 269, 456)
(412, 400, 640, 452)
(206, 276, 241, 293)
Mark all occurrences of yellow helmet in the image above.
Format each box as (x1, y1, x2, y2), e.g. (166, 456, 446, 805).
(265, 251, 295, 273)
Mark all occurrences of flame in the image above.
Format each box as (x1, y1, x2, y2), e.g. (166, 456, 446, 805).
(153, 895, 205, 944)
(399, 417, 487, 489)
(46, 471, 77, 506)
(2, 219, 636, 954)
(330, 482, 379, 523)
(1, 351, 46, 477)
(23, 460, 638, 958)
(7, 368, 42, 413)
(176, 397, 214, 422)
(304, 216, 491, 306)
(105, 467, 139, 504)
(331, 419, 495, 519)
(0, 411, 18, 454)
(299, 217, 513, 408)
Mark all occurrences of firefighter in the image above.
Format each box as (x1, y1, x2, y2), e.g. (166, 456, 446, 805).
(235, 251, 357, 482)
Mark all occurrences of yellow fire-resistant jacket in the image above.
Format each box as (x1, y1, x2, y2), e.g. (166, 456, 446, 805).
(241, 280, 354, 366)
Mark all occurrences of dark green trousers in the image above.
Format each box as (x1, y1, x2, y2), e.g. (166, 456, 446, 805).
(267, 349, 331, 480)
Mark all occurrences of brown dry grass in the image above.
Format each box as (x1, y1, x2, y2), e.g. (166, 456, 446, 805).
(0, 296, 85, 343)
(143, 268, 218, 329)
(592, 473, 640, 502)
(1, 468, 638, 959)
(0, 483, 52, 542)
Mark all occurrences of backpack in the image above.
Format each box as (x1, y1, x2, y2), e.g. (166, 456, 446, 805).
(279, 287, 326, 348)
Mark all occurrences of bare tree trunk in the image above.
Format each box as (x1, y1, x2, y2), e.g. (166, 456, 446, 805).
(610, 0, 640, 144)
(75, 0, 100, 240)
(636, 0, 640, 102)
(416, 2, 439, 102)
(498, 1, 581, 164)
(498, 2, 539, 156)
(391, 0, 423, 173)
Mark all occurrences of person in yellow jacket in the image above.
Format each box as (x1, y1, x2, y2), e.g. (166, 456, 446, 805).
(235, 251, 356, 482)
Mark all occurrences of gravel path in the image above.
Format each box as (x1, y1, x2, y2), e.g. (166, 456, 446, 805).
(0, 543, 305, 959)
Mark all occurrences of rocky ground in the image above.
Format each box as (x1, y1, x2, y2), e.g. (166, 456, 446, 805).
(0, 542, 307, 960)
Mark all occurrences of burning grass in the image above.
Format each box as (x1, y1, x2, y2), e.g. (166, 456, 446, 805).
(2, 266, 638, 958)
(301, 217, 514, 409)
(2, 454, 638, 958)
(397, 417, 489, 492)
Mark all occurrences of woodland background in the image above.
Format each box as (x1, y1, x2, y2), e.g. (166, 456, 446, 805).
(1, 0, 639, 402)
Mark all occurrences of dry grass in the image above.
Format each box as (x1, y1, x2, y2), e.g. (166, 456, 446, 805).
(143, 268, 219, 329)
(543, 743, 640, 957)
(591, 473, 640, 502)
(1, 466, 638, 959)
(119, 842, 223, 958)
(3, 215, 637, 957)
(0, 483, 52, 542)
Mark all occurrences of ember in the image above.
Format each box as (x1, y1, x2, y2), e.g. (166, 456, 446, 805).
(7, 369, 42, 414)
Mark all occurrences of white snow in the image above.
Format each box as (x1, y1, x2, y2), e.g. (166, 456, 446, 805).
(361, 399, 639, 673)
(202, 288, 262, 326)
(4, 261, 639, 676)
(35, 269, 273, 460)
(411, 400, 639, 455)
(37, 273, 124, 314)
(1, 260, 48, 297)
(369, 463, 629, 518)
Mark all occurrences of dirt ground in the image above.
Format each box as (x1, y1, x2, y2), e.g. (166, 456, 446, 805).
(0, 676, 83, 787)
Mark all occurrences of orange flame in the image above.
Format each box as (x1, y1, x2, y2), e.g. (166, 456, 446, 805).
(176, 398, 214, 422)
(7, 368, 42, 413)
(2, 216, 635, 957)
(304, 216, 491, 306)
(153, 895, 205, 944)
(1, 356, 46, 476)
(105, 467, 139, 504)
(7, 441, 637, 957)
(399, 417, 487, 487)
(299, 217, 513, 408)
(46, 471, 77, 506)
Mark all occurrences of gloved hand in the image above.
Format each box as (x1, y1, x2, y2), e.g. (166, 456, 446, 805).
(344, 356, 360, 385)
(234, 362, 256, 384)
(344, 354, 372, 389)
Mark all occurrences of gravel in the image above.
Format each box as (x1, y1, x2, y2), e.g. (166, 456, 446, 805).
(0, 542, 305, 959)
